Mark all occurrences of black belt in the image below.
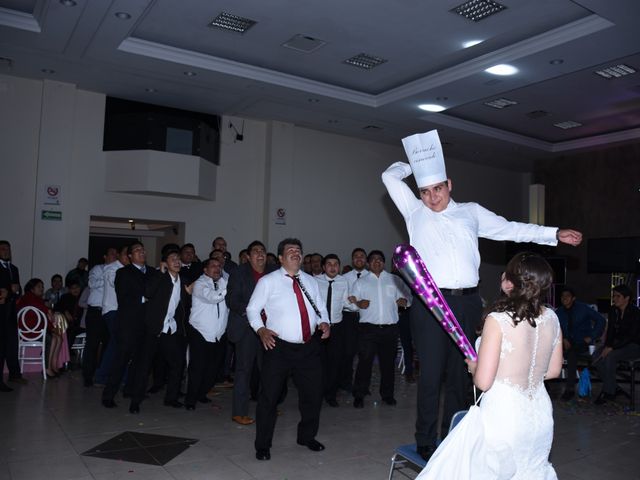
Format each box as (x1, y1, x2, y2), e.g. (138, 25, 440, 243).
(360, 323, 396, 328)
(440, 287, 478, 296)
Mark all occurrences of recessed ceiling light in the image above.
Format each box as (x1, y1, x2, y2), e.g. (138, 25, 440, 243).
(328, 119, 339, 124)
(451, 0, 506, 22)
(114, 12, 131, 20)
(59, 0, 77, 7)
(282, 34, 326, 54)
(436, 96, 449, 101)
(554, 120, 582, 129)
(549, 59, 564, 65)
(418, 104, 446, 112)
(307, 98, 320, 103)
(145, 88, 157, 93)
(484, 98, 517, 109)
(485, 64, 518, 76)
(462, 40, 483, 48)
(209, 12, 257, 34)
(183, 71, 197, 77)
(41, 69, 55, 74)
(344, 53, 387, 70)
(594, 64, 636, 79)
(363, 125, 383, 131)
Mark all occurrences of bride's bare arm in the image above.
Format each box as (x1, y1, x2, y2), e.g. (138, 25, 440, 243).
(545, 333, 564, 379)
(470, 315, 502, 391)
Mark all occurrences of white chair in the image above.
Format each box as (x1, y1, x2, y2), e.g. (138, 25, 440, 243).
(71, 332, 87, 364)
(17, 306, 48, 380)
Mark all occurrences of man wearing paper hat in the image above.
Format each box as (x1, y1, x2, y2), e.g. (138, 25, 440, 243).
(382, 129, 582, 462)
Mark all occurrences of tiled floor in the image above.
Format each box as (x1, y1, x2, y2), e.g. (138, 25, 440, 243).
(0, 370, 639, 479)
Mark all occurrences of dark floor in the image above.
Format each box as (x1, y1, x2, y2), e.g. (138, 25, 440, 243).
(0, 369, 639, 479)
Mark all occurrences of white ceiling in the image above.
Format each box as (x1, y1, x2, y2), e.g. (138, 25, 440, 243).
(1, 0, 639, 170)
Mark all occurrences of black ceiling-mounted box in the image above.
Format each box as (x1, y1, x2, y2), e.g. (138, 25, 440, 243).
(103, 97, 220, 165)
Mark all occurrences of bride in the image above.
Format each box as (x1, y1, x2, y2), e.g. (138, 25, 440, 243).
(418, 253, 564, 479)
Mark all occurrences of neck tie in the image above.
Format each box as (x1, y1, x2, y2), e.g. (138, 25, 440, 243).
(3, 261, 13, 282)
(214, 281, 220, 316)
(140, 265, 146, 274)
(357, 272, 361, 279)
(326, 280, 334, 321)
(288, 275, 311, 342)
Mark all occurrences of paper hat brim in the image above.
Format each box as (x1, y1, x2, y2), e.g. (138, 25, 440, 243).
(401, 130, 447, 188)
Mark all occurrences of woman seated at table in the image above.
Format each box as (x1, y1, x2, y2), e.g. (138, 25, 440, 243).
(16, 278, 63, 378)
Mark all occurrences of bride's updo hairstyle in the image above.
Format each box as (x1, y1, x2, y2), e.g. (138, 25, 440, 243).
(490, 252, 554, 327)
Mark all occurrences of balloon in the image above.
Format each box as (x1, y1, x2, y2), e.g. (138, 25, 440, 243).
(393, 244, 477, 362)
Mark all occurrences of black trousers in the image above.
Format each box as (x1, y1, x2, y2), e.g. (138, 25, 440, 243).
(339, 311, 359, 390)
(102, 322, 144, 403)
(255, 337, 323, 451)
(564, 342, 589, 390)
(83, 306, 109, 382)
(353, 323, 399, 400)
(398, 307, 414, 375)
(232, 329, 260, 417)
(186, 327, 225, 407)
(2, 302, 20, 377)
(323, 321, 348, 401)
(132, 332, 185, 405)
(411, 293, 481, 446)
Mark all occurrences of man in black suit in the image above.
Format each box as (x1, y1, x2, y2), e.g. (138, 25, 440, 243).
(0, 262, 13, 391)
(226, 240, 277, 425)
(0, 240, 25, 385)
(102, 241, 148, 408)
(129, 248, 187, 413)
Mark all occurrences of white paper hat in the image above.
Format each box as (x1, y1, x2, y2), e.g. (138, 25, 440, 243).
(401, 130, 447, 188)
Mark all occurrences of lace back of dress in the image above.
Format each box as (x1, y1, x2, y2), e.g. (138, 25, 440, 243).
(492, 308, 560, 398)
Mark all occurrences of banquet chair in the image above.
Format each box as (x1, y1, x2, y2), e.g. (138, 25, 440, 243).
(70, 332, 87, 364)
(17, 306, 48, 380)
(388, 410, 468, 479)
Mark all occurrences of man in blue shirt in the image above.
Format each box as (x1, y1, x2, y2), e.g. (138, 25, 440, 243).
(556, 286, 605, 400)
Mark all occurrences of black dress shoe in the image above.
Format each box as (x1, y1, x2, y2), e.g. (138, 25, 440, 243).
(102, 399, 117, 408)
(256, 449, 271, 460)
(417, 444, 436, 462)
(0, 383, 13, 392)
(382, 397, 397, 406)
(198, 396, 212, 404)
(185, 404, 195, 411)
(129, 403, 140, 414)
(164, 400, 184, 408)
(325, 398, 339, 407)
(594, 391, 615, 405)
(353, 397, 364, 409)
(297, 439, 325, 451)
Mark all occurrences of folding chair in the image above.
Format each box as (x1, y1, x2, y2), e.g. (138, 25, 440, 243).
(17, 306, 48, 380)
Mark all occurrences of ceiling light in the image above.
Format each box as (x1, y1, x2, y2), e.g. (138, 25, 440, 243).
(549, 59, 564, 65)
(451, 0, 506, 22)
(328, 119, 339, 124)
(485, 64, 518, 76)
(594, 64, 636, 79)
(344, 53, 387, 70)
(307, 98, 320, 103)
(41, 69, 55, 74)
(183, 71, 196, 77)
(114, 12, 131, 20)
(145, 88, 157, 93)
(526, 110, 550, 119)
(59, 0, 77, 7)
(418, 104, 446, 112)
(554, 120, 582, 129)
(484, 98, 517, 109)
(282, 34, 326, 54)
(209, 12, 257, 34)
(462, 40, 483, 48)
(363, 125, 383, 131)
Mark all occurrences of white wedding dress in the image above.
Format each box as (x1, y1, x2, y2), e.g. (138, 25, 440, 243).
(417, 308, 560, 480)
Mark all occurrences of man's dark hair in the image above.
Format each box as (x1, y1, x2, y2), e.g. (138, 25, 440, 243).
(24, 278, 43, 293)
(180, 243, 195, 252)
(161, 243, 180, 257)
(78, 257, 88, 264)
(0, 240, 10, 247)
(351, 247, 366, 258)
(277, 238, 303, 256)
(202, 257, 221, 269)
(613, 284, 632, 299)
(162, 248, 180, 262)
(560, 286, 576, 297)
(209, 248, 224, 259)
(104, 247, 116, 256)
(51, 274, 62, 282)
(127, 241, 144, 256)
(247, 240, 266, 253)
(322, 254, 340, 266)
(311, 252, 323, 259)
(212, 236, 225, 246)
(367, 250, 385, 263)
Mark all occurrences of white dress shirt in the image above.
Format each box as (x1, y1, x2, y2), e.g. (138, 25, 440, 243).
(101, 260, 124, 314)
(382, 162, 558, 289)
(247, 268, 329, 344)
(352, 270, 411, 325)
(87, 264, 106, 307)
(189, 274, 228, 342)
(315, 274, 354, 325)
(161, 273, 181, 334)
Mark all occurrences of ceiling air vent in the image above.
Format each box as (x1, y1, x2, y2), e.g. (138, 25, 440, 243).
(451, 0, 506, 22)
(363, 125, 383, 131)
(594, 64, 636, 79)
(282, 34, 326, 53)
(526, 110, 550, 119)
(209, 12, 257, 33)
(344, 53, 387, 70)
(484, 98, 517, 109)
(554, 120, 582, 129)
